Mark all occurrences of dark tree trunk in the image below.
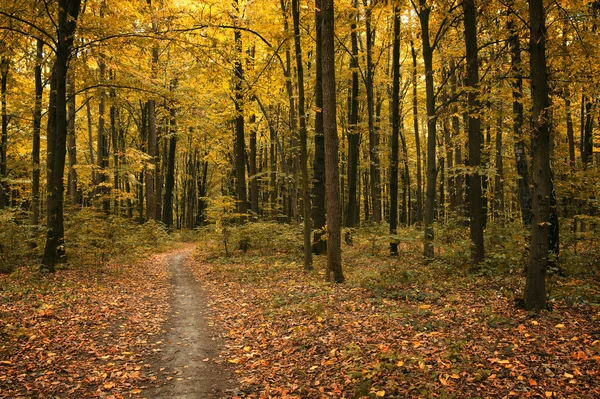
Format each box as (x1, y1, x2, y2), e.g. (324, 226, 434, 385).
(410, 39, 423, 224)
(582, 97, 594, 167)
(32, 39, 43, 225)
(162, 84, 177, 229)
(249, 116, 259, 215)
(389, 3, 401, 256)
(565, 93, 576, 168)
(449, 57, 463, 214)
(0, 55, 7, 208)
(416, 0, 437, 259)
(42, 0, 82, 271)
(508, 14, 533, 228)
(494, 113, 505, 222)
(292, 0, 313, 270)
(67, 70, 79, 206)
(234, 0, 248, 218)
(463, 0, 484, 265)
(96, 57, 110, 212)
(312, 2, 327, 254)
(320, 0, 344, 283)
(525, 0, 553, 311)
(365, 3, 381, 223)
(345, 0, 360, 242)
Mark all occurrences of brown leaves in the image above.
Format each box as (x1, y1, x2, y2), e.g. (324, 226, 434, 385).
(0, 252, 172, 398)
(189, 248, 600, 398)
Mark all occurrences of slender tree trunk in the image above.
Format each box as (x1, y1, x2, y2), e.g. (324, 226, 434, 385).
(582, 98, 594, 167)
(31, 39, 43, 225)
(0, 55, 8, 208)
(320, 0, 344, 283)
(365, 3, 381, 223)
(449, 57, 463, 214)
(390, 3, 401, 255)
(410, 39, 423, 224)
(67, 70, 79, 206)
(42, 0, 82, 271)
(163, 82, 177, 229)
(416, 1, 437, 259)
(312, 3, 327, 254)
(463, 0, 484, 265)
(525, 0, 553, 311)
(565, 94, 576, 168)
(508, 14, 533, 228)
(234, 0, 248, 218)
(292, 0, 313, 269)
(494, 112, 505, 222)
(249, 116, 259, 215)
(345, 0, 360, 238)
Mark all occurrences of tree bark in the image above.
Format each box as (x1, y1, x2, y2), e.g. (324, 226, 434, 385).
(67, 69, 79, 206)
(390, 3, 401, 255)
(292, 0, 313, 270)
(0, 54, 8, 208)
(31, 39, 43, 225)
(312, 1, 327, 254)
(463, 0, 484, 265)
(42, 0, 82, 271)
(320, 0, 344, 283)
(416, 0, 437, 259)
(162, 82, 177, 229)
(508, 13, 533, 228)
(525, 0, 553, 311)
(410, 39, 423, 224)
(234, 0, 248, 218)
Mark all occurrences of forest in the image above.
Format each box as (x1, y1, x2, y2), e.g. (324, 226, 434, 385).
(0, 0, 599, 398)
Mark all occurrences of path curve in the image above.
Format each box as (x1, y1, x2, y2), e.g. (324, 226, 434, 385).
(145, 248, 234, 398)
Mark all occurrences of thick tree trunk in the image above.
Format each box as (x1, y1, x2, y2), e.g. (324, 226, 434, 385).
(312, 2, 327, 254)
(463, 0, 484, 265)
(31, 39, 43, 225)
(292, 0, 313, 270)
(42, 0, 82, 271)
(525, 0, 553, 311)
(390, 3, 401, 255)
(320, 0, 344, 283)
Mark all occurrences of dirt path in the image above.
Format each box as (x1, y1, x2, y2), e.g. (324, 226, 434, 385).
(145, 249, 235, 398)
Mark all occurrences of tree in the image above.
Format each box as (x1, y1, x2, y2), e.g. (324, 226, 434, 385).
(320, 0, 344, 283)
(0, 47, 7, 209)
(389, 1, 401, 255)
(42, 0, 83, 271)
(463, 0, 484, 265)
(233, 0, 248, 218)
(524, 0, 553, 311)
(291, 0, 312, 270)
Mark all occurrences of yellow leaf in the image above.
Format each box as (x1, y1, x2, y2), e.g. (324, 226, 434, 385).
(450, 373, 460, 379)
(131, 388, 141, 395)
(103, 382, 114, 390)
(564, 372, 574, 378)
(376, 390, 385, 397)
(555, 323, 565, 328)
(545, 392, 554, 397)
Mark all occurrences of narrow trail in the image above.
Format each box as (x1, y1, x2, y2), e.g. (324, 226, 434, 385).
(145, 248, 234, 398)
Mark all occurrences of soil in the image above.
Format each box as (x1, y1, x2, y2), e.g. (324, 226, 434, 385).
(144, 249, 236, 398)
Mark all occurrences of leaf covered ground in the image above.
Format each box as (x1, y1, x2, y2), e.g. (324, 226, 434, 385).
(0, 251, 174, 398)
(190, 224, 600, 399)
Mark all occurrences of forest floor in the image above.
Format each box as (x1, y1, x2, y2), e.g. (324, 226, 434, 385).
(1, 225, 600, 399)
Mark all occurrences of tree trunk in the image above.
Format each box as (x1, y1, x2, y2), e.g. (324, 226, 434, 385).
(67, 70, 79, 206)
(494, 113, 505, 223)
(42, 0, 82, 271)
(508, 13, 533, 228)
(31, 39, 43, 225)
(416, 1, 437, 259)
(320, 0, 344, 283)
(463, 0, 484, 265)
(365, 2, 381, 223)
(390, 3, 401, 255)
(162, 83, 177, 229)
(292, 0, 313, 270)
(249, 116, 259, 215)
(0, 55, 8, 208)
(525, 0, 553, 311)
(312, 2, 327, 254)
(410, 39, 423, 225)
(449, 57, 463, 214)
(234, 0, 248, 218)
